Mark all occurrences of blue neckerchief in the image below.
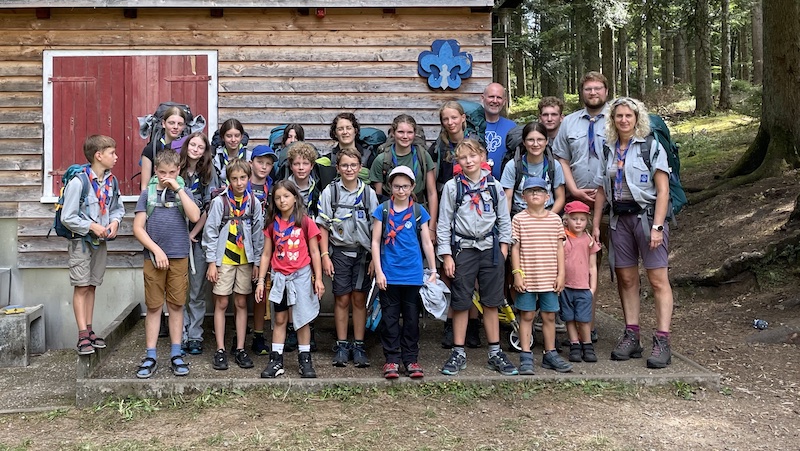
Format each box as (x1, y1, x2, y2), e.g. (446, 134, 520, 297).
(391, 144, 420, 179)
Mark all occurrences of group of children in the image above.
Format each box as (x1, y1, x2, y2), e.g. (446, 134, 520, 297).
(64, 108, 602, 380)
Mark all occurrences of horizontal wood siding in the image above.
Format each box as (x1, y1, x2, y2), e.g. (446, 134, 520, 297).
(0, 7, 492, 268)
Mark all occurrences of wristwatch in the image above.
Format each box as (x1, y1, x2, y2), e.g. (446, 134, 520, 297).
(652, 224, 664, 232)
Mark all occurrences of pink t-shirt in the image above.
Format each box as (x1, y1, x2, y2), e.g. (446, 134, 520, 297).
(266, 215, 320, 275)
(563, 230, 601, 289)
(511, 210, 565, 292)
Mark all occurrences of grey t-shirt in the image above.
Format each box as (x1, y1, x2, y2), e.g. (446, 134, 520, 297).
(135, 187, 192, 259)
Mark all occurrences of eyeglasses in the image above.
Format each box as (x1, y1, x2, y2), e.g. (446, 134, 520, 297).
(524, 138, 547, 145)
(525, 189, 547, 196)
(335, 126, 355, 133)
(391, 184, 412, 192)
(338, 163, 359, 170)
(582, 86, 605, 93)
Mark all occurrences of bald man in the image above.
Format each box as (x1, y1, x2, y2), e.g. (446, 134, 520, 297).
(482, 83, 517, 180)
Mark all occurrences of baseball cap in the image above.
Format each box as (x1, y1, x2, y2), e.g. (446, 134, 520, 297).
(250, 145, 277, 161)
(387, 165, 416, 184)
(522, 177, 548, 192)
(564, 200, 591, 215)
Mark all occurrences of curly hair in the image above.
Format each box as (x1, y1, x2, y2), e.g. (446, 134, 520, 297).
(286, 141, 319, 164)
(605, 97, 651, 145)
(329, 113, 360, 141)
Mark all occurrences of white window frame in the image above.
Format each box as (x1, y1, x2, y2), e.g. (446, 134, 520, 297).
(41, 49, 218, 203)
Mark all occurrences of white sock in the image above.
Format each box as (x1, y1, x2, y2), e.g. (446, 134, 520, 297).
(298, 344, 311, 353)
(272, 343, 284, 355)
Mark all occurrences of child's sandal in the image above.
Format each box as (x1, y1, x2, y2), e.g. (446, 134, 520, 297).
(76, 337, 94, 355)
(136, 357, 158, 379)
(171, 355, 190, 377)
(88, 332, 107, 349)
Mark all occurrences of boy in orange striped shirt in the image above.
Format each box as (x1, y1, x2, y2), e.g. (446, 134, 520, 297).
(510, 177, 571, 374)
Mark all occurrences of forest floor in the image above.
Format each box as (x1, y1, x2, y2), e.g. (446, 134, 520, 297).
(1, 112, 799, 450)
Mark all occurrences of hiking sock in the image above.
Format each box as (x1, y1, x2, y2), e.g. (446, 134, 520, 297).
(86, 324, 94, 335)
(272, 343, 285, 355)
(453, 346, 466, 358)
(146, 348, 157, 360)
(625, 324, 640, 336)
(78, 329, 90, 340)
(488, 342, 501, 358)
(253, 330, 264, 338)
(655, 330, 670, 340)
(354, 340, 365, 347)
(170, 343, 182, 358)
(298, 344, 311, 353)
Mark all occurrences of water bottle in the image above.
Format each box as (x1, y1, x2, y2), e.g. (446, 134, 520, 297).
(752, 319, 768, 330)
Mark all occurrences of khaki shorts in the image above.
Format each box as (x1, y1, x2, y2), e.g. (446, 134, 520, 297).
(143, 258, 188, 309)
(213, 263, 254, 296)
(68, 240, 108, 287)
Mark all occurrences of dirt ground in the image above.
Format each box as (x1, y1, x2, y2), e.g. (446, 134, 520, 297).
(2, 159, 800, 450)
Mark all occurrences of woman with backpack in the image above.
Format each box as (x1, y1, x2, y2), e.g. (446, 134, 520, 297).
(316, 113, 375, 188)
(592, 97, 674, 370)
(212, 118, 250, 183)
(431, 101, 482, 190)
(140, 106, 188, 191)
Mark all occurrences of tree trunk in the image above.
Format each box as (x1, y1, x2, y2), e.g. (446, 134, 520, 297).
(751, 0, 764, 84)
(601, 26, 615, 98)
(493, 8, 510, 93)
(646, 26, 655, 93)
(738, 26, 750, 81)
(674, 30, 687, 84)
(637, 30, 647, 97)
(686, 30, 696, 86)
(663, 28, 675, 87)
(719, 0, 732, 110)
(583, 5, 600, 72)
(695, 0, 713, 114)
(725, 0, 800, 179)
(619, 26, 629, 96)
(511, 10, 526, 98)
(573, 6, 584, 89)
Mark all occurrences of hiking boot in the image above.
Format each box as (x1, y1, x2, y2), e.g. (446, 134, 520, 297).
(351, 341, 370, 368)
(212, 349, 228, 370)
(466, 318, 482, 348)
(441, 319, 454, 348)
(542, 350, 573, 373)
(251, 334, 268, 356)
(568, 343, 583, 362)
(298, 351, 317, 378)
(610, 329, 643, 361)
(383, 362, 400, 379)
(646, 335, 672, 369)
(591, 329, 599, 343)
(285, 324, 298, 353)
(441, 350, 467, 376)
(406, 362, 424, 378)
(309, 324, 318, 352)
(261, 352, 284, 378)
(185, 339, 203, 355)
(582, 343, 598, 363)
(487, 351, 519, 376)
(518, 353, 535, 375)
(234, 349, 254, 369)
(332, 341, 350, 367)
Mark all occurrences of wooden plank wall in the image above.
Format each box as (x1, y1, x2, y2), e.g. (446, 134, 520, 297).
(0, 7, 492, 268)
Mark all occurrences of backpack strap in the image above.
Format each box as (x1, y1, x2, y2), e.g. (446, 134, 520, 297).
(379, 200, 423, 257)
(146, 176, 186, 219)
(450, 173, 500, 266)
(642, 135, 655, 173)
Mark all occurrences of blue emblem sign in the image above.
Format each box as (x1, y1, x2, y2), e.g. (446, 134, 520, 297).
(418, 40, 473, 90)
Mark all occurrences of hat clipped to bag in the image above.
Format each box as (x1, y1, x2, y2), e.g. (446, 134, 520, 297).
(564, 200, 591, 215)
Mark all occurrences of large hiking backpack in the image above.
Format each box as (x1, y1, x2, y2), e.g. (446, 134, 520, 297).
(449, 173, 501, 264)
(49, 164, 119, 240)
(502, 125, 556, 198)
(138, 102, 206, 159)
(457, 99, 487, 144)
(378, 131, 430, 199)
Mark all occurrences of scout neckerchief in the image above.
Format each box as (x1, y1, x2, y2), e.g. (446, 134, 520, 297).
(226, 186, 250, 248)
(221, 143, 246, 169)
(384, 198, 414, 246)
(391, 144, 420, 179)
(459, 173, 488, 217)
(85, 166, 113, 216)
(614, 138, 633, 201)
(273, 214, 296, 260)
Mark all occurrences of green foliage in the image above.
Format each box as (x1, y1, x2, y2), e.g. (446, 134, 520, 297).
(94, 396, 160, 422)
(0, 439, 33, 451)
(317, 384, 368, 401)
(672, 114, 758, 174)
(192, 388, 245, 409)
(672, 381, 697, 400)
(43, 408, 69, 421)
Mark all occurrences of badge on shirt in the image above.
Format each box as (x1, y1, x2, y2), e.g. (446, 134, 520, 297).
(404, 221, 412, 230)
(484, 203, 490, 212)
(640, 174, 648, 183)
(357, 211, 364, 219)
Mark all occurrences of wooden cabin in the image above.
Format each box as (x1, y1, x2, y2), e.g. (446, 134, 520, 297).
(0, 1, 494, 349)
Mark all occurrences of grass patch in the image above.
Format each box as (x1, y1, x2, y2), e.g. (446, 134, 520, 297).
(192, 387, 245, 409)
(42, 408, 69, 421)
(672, 381, 698, 400)
(0, 439, 32, 451)
(94, 396, 161, 422)
(671, 113, 758, 176)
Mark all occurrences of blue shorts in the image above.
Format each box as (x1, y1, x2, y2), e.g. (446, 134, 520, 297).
(558, 287, 593, 323)
(515, 291, 559, 312)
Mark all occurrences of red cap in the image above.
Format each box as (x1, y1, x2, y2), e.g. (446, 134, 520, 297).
(564, 200, 591, 215)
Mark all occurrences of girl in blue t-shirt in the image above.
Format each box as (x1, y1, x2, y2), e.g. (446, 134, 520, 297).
(371, 166, 437, 380)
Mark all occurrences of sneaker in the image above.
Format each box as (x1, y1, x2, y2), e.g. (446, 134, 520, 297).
(261, 352, 285, 378)
(518, 353, 535, 375)
(406, 362, 424, 379)
(568, 343, 582, 362)
(441, 350, 467, 376)
(251, 334, 268, 356)
(234, 349, 254, 369)
(351, 341, 370, 368)
(646, 335, 672, 369)
(332, 341, 350, 367)
(610, 329, 643, 361)
(591, 329, 599, 343)
(487, 351, 519, 376)
(383, 362, 400, 379)
(285, 324, 298, 353)
(466, 318, 482, 348)
(186, 340, 203, 355)
(298, 352, 317, 378)
(582, 343, 598, 363)
(441, 320, 454, 348)
(213, 349, 229, 370)
(541, 350, 573, 373)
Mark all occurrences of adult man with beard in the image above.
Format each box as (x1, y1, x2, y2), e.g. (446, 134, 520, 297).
(482, 83, 517, 180)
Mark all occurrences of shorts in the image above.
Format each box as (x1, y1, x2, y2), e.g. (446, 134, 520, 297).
(331, 247, 371, 296)
(273, 289, 290, 313)
(515, 291, 559, 312)
(212, 263, 254, 296)
(143, 258, 189, 309)
(611, 214, 669, 269)
(450, 248, 505, 311)
(558, 287, 592, 323)
(68, 239, 107, 287)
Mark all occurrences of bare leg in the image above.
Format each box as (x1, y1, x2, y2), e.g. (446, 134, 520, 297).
(334, 293, 351, 341)
(272, 310, 288, 344)
(166, 302, 184, 345)
(145, 305, 162, 349)
(351, 291, 367, 341)
(296, 324, 310, 346)
(213, 294, 229, 350)
(541, 311, 557, 351)
(482, 307, 500, 343)
(615, 266, 641, 326)
(646, 268, 674, 332)
(234, 293, 248, 349)
(518, 310, 535, 353)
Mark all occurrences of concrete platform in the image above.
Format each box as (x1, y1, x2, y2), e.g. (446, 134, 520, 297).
(75, 306, 720, 407)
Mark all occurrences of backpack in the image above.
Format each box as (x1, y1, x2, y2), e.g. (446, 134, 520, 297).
(207, 186, 258, 231)
(602, 114, 688, 218)
(269, 124, 287, 149)
(457, 99, 487, 144)
(137, 102, 206, 160)
(379, 140, 430, 200)
(502, 125, 556, 206)
(49, 164, 119, 240)
(449, 173, 502, 265)
(379, 200, 424, 255)
(358, 127, 388, 161)
(317, 180, 373, 234)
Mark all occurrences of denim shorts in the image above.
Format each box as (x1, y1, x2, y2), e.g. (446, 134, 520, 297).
(515, 291, 559, 312)
(558, 287, 593, 323)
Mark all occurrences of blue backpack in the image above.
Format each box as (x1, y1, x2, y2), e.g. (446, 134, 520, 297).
(49, 164, 119, 240)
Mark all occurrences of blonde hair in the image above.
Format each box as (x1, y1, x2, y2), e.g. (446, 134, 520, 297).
(454, 138, 487, 158)
(605, 97, 651, 144)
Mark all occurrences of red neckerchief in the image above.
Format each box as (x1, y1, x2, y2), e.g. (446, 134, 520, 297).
(459, 173, 487, 216)
(85, 166, 113, 216)
(384, 198, 414, 246)
(273, 215, 295, 259)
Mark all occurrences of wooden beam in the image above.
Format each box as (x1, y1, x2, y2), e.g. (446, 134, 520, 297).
(123, 8, 137, 19)
(35, 8, 49, 20)
(210, 8, 224, 18)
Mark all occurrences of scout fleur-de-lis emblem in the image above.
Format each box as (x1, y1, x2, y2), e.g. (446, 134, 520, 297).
(418, 40, 473, 90)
